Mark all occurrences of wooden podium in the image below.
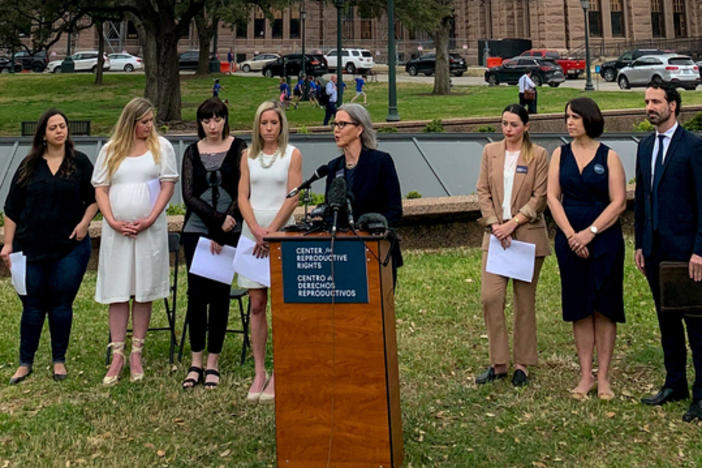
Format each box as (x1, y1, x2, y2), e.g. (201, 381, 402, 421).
(266, 231, 403, 467)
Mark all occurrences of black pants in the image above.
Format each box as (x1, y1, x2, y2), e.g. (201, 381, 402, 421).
(518, 92, 537, 114)
(644, 235, 702, 401)
(323, 101, 337, 125)
(182, 233, 230, 354)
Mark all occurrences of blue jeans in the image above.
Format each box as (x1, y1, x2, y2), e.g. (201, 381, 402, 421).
(18, 236, 91, 366)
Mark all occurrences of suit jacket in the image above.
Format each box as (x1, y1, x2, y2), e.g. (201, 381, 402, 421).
(634, 125, 702, 259)
(476, 140, 550, 257)
(325, 146, 403, 267)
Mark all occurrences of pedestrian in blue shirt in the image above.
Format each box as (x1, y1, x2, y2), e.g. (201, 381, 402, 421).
(350, 75, 367, 105)
(213, 79, 221, 98)
(279, 78, 291, 110)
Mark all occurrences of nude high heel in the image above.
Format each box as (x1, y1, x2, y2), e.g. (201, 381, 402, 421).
(103, 342, 125, 386)
(130, 337, 145, 383)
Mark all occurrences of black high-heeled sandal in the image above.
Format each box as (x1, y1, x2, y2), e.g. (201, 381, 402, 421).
(182, 366, 203, 389)
(204, 369, 220, 389)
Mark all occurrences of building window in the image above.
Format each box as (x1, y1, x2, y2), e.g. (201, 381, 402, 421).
(343, 8, 354, 40)
(589, 0, 603, 37)
(290, 9, 300, 39)
(674, 0, 687, 37)
(651, 0, 665, 37)
(254, 18, 265, 38)
(610, 0, 625, 37)
(236, 22, 247, 39)
(272, 19, 283, 38)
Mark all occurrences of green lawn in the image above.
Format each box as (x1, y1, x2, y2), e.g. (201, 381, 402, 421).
(1, 73, 702, 136)
(0, 242, 700, 467)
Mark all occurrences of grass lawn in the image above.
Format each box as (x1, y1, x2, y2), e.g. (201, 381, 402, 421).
(2, 73, 702, 136)
(0, 241, 701, 467)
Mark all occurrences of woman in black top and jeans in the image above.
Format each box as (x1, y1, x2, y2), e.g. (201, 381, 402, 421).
(1, 109, 97, 384)
(180, 98, 247, 389)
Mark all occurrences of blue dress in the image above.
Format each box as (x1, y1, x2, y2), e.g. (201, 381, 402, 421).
(554, 143, 625, 323)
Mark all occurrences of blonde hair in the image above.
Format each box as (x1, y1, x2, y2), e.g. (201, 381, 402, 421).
(103, 97, 160, 179)
(248, 100, 289, 158)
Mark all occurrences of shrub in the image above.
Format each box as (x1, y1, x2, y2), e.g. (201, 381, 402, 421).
(377, 126, 398, 133)
(423, 119, 444, 133)
(166, 203, 186, 216)
(0, 211, 3, 227)
(159, 124, 170, 134)
(406, 191, 422, 199)
(298, 192, 325, 206)
(297, 125, 310, 134)
(683, 111, 702, 132)
(633, 119, 654, 132)
(476, 125, 496, 133)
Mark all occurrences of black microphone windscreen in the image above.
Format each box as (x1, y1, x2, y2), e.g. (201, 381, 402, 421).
(315, 164, 329, 178)
(358, 213, 388, 233)
(327, 177, 347, 208)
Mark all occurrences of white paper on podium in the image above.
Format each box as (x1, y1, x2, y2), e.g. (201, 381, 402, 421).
(233, 235, 270, 287)
(189, 237, 237, 285)
(9, 251, 27, 295)
(485, 234, 536, 283)
(147, 178, 161, 210)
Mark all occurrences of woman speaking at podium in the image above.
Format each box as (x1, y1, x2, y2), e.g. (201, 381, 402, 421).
(238, 100, 302, 403)
(324, 104, 403, 286)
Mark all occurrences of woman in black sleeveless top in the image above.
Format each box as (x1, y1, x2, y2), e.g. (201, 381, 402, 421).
(547, 97, 627, 400)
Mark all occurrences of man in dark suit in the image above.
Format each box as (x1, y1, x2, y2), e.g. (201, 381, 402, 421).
(634, 83, 702, 422)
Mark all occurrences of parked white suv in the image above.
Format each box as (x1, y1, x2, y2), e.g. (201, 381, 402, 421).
(324, 48, 374, 74)
(47, 51, 110, 73)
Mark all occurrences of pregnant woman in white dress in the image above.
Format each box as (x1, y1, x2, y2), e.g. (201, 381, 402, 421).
(239, 100, 302, 403)
(92, 97, 179, 385)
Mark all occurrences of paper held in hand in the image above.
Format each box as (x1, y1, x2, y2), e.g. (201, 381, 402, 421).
(485, 234, 536, 283)
(188, 237, 237, 285)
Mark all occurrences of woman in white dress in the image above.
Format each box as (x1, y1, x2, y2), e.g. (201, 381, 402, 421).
(92, 97, 179, 385)
(239, 100, 302, 403)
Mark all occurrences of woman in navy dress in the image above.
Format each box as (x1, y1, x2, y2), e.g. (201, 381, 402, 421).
(547, 97, 627, 400)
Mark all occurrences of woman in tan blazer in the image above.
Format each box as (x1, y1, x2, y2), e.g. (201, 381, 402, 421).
(475, 103, 550, 387)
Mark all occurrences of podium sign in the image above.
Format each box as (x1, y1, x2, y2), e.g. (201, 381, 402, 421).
(280, 240, 369, 303)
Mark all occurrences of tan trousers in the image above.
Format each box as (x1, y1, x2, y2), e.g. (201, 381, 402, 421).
(480, 253, 544, 366)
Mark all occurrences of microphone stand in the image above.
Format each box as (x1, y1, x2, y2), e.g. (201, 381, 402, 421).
(302, 187, 312, 225)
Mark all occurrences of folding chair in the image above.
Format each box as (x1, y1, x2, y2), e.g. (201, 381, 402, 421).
(105, 232, 180, 364)
(178, 287, 251, 365)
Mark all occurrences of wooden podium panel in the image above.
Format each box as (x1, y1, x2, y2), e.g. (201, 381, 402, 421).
(267, 232, 403, 467)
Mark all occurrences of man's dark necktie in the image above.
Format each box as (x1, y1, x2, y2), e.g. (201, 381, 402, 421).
(652, 134, 665, 231)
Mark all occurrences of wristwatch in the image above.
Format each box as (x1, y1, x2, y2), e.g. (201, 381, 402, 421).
(589, 225, 599, 235)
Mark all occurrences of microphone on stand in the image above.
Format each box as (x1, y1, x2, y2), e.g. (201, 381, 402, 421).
(286, 164, 329, 198)
(346, 192, 355, 231)
(327, 177, 347, 236)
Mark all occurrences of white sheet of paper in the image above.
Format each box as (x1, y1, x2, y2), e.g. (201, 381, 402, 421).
(485, 234, 536, 283)
(9, 251, 27, 295)
(188, 237, 237, 285)
(147, 178, 161, 210)
(233, 235, 270, 287)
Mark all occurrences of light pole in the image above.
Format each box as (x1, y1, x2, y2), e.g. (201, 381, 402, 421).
(301, 4, 308, 100)
(386, 0, 400, 121)
(335, 0, 344, 104)
(580, 0, 595, 91)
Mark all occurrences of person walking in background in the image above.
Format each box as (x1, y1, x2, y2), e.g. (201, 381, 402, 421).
(180, 98, 247, 389)
(635, 83, 702, 422)
(323, 75, 338, 125)
(475, 104, 550, 388)
(279, 78, 291, 110)
(92, 97, 179, 386)
(518, 70, 537, 114)
(350, 74, 367, 105)
(2, 109, 97, 384)
(213, 79, 221, 98)
(227, 48, 235, 75)
(238, 101, 302, 403)
(547, 97, 627, 400)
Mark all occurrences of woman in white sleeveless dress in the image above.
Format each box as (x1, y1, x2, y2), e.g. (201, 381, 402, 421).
(238, 100, 302, 403)
(92, 97, 179, 385)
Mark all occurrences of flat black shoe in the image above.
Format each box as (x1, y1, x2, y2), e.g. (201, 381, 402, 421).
(182, 366, 203, 389)
(682, 400, 702, 422)
(53, 373, 68, 381)
(475, 366, 507, 385)
(9, 368, 32, 385)
(641, 387, 689, 406)
(511, 369, 529, 387)
(204, 369, 220, 389)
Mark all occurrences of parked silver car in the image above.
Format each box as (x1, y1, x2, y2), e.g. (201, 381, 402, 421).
(617, 54, 699, 90)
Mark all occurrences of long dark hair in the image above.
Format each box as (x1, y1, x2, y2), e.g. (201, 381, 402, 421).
(17, 109, 76, 186)
(502, 103, 534, 163)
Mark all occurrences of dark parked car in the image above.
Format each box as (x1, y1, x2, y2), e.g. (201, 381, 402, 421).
(405, 53, 467, 77)
(599, 48, 667, 82)
(13, 50, 48, 72)
(261, 54, 328, 78)
(484, 57, 565, 87)
(0, 55, 23, 73)
(178, 50, 200, 70)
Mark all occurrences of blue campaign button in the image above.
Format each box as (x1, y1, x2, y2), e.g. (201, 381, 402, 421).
(593, 163, 605, 175)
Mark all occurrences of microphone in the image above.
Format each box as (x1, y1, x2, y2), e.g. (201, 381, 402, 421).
(346, 191, 355, 231)
(286, 164, 329, 198)
(310, 203, 328, 218)
(327, 177, 347, 235)
(358, 213, 388, 235)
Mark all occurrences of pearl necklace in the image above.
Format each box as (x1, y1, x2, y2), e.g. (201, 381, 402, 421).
(259, 150, 279, 169)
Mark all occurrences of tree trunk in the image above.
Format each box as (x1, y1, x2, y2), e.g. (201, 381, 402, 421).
(94, 20, 104, 85)
(195, 12, 211, 76)
(131, 15, 158, 104)
(432, 17, 451, 95)
(156, 34, 183, 121)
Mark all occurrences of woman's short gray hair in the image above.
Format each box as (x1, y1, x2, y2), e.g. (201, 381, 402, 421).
(337, 103, 377, 149)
